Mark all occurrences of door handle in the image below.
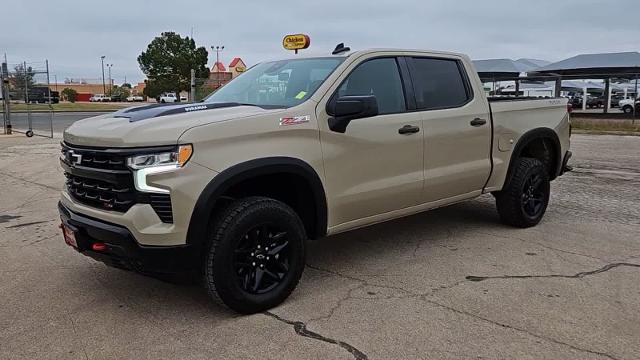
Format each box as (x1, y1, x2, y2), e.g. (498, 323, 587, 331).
(470, 118, 487, 127)
(398, 125, 420, 135)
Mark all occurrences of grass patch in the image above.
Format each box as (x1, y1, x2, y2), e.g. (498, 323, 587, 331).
(5, 102, 133, 112)
(571, 117, 640, 133)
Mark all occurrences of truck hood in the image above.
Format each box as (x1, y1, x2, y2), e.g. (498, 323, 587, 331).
(63, 102, 276, 147)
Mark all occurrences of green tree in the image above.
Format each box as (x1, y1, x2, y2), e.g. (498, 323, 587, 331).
(61, 88, 78, 103)
(109, 85, 130, 100)
(11, 64, 35, 101)
(137, 32, 209, 98)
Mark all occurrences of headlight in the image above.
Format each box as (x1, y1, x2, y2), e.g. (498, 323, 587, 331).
(127, 144, 193, 170)
(127, 144, 193, 194)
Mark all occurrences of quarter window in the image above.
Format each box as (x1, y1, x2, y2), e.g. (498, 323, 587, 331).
(337, 58, 406, 114)
(410, 58, 471, 110)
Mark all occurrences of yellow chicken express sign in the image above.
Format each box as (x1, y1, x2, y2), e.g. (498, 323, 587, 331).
(282, 34, 310, 54)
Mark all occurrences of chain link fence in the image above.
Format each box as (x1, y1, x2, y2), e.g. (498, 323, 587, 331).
(1, 60, 54, 137)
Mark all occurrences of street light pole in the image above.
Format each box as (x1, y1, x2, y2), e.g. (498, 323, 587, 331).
(100, 56, 106, 95)
(210, 45, 224, 89)
(106, 64, 113, 95)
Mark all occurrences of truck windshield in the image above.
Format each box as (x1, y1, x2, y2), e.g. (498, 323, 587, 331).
(204, 57, 344, 108)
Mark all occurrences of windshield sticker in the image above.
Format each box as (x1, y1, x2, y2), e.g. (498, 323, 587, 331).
(280, 115, 310, 126)
(295, 91, 307, 99)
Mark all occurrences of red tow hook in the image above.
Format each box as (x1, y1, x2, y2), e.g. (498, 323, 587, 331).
(91, 242, 107, 251)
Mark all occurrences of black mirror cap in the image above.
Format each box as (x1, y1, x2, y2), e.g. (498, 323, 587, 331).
(327, 95, 378, 133)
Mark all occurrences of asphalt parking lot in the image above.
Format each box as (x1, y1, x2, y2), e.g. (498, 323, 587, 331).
(1, 132, 639, 360)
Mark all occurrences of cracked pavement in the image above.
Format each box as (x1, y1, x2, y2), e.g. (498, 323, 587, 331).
(1, 133, 639, 359)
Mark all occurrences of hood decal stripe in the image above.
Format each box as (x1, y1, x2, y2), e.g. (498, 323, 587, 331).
(113, 102, 245, 122)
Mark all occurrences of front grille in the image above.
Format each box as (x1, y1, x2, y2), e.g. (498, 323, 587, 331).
(66, 173, 135, 212)
(61, 142, 174, 223)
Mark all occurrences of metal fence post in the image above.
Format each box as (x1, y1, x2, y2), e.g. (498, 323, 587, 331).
(46, 59, 53, 137)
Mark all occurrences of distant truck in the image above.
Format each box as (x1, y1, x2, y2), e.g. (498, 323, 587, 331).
(28, 87, 59, 104)
(619, 98, 639, 114)
(60, 48, 571, 314)
(157, 92, 179, 103)
(89, 94, 111, 102)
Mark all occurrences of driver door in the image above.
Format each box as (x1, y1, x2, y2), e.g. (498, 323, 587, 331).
(317, 56, 424, 229)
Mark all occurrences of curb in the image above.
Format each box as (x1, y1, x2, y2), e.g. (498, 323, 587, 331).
(572, 129, 640, 136)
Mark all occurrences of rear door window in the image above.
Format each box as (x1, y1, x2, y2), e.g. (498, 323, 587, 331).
(409, 57, 471, 110)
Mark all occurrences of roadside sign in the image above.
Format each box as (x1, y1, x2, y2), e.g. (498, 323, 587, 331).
(282, 34, 310, 54)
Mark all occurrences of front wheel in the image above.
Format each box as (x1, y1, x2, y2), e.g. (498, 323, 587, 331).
(623, 105, 633, 114)
(204, 197, 306, 314)
(495, 158, 550, 228)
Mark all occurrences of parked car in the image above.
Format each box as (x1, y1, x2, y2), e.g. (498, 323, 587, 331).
(180, 95, 188, 101)
(157, 92, 178, 103)
(570, 95, 602, 108)
(60, 48, 571, 314)
(619, 98, 640, 114)
(610, 95, 624, 108)
(126, 95, 144, 102)
(89, 94, 111, 102)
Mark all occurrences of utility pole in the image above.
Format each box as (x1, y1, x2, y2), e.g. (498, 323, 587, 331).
(101, 56, 106, 95)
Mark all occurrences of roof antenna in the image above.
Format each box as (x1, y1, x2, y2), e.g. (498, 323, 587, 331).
(332, 43, 350, 55)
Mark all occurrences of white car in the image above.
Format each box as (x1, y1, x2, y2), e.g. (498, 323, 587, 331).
(158, 93, 178, 103)
(126, 95, 144, 102)
(619, 98, 639, 114)
(89, 94, 111, 102)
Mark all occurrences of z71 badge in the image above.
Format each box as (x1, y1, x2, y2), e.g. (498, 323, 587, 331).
(279, 115, 310, 126)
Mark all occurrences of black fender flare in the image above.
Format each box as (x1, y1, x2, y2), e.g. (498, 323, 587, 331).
(505, 128, 562, 184)
(186, 157, 328, 251)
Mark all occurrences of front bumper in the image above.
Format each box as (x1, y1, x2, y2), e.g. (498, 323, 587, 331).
(58, 201, 197, 275)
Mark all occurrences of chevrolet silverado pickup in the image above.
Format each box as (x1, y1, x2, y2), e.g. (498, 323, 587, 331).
(59, 48, 571, 313)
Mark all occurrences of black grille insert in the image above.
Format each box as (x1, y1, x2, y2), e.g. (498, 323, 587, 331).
(61, 142, 174, 223)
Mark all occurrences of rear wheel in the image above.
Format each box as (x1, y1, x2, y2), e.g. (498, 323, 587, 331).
(204, 197, 306, 314)
(495, 158, 550, 228)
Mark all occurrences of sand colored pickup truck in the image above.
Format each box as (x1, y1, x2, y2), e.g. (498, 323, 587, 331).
(59, 48, 571, 313)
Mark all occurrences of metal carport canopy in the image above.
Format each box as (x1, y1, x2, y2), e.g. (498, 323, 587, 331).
(531, 52, 640, 78)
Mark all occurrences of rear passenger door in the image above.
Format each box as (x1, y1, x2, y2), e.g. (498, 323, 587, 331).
(406, 56, 492, 203)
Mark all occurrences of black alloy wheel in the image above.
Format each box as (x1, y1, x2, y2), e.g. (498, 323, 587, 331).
(521, 173, 545, 218)
(233, 224, 291, 294)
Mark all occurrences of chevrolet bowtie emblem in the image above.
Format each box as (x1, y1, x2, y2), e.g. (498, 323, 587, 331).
(66, 150, 82, 166)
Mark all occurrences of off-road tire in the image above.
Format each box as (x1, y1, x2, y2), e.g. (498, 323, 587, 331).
(204, 197, 306, 314)
(495, 158, 550, 228)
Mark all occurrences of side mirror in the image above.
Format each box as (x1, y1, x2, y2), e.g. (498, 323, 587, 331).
(327, 95, 378, 133)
